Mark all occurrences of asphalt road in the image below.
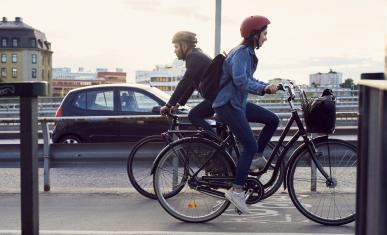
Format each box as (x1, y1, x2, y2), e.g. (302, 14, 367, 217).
(0, 166, 355, 235)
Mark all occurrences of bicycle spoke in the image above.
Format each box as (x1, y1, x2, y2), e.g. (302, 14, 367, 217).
(153, 137, 233, 222)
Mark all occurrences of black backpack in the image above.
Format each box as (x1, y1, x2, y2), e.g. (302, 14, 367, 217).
(199, 53, 231, 101)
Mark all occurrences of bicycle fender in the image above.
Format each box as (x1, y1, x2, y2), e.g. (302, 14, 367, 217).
(283, 135, 329, 190)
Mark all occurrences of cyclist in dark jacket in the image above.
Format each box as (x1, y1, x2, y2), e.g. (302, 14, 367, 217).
(160, 31, 215, 133)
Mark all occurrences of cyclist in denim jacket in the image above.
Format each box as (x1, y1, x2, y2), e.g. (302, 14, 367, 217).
(212, 15, 280, 214)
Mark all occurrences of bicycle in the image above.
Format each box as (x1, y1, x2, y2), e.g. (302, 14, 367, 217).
(152, 83, 357, 225)
(127, 113, 283, 200)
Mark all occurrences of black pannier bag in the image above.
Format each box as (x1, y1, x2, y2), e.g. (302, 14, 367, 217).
(301, 89, 336, 134)
(199, 53, 231, 101)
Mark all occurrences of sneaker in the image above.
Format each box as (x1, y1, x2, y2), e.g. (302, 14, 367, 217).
(249, 156, 267, 172)
(224, 188, 250, 214)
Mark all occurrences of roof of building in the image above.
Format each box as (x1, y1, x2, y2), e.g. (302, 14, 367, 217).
(0, 17, 51, 51)
(0, 17, 34, 30)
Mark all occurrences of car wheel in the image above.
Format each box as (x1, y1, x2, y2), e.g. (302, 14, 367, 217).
(59, 135, 82, 144)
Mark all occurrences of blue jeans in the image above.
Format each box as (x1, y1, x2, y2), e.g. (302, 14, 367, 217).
(188, 99, 215, 133)
(214, 102, 279, 186)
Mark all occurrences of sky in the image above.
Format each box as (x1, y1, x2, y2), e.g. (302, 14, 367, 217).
(2, 0, 386, 85)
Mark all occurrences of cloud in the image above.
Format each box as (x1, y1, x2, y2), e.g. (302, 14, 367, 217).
(123, 0, 211, 22)
(123, 0, 161, 11)
(301, 57, 378, 68)
(166, 6, 211, 22)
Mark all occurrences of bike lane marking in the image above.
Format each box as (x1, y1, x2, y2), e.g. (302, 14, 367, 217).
(222, 194, 309, 223)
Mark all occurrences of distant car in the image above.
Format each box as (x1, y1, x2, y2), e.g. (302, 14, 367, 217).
(52, 84, 189, 143)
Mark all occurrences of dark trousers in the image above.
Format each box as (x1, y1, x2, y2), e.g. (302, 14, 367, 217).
(188, 99, 215, 133)
(214, 102, 279, 186)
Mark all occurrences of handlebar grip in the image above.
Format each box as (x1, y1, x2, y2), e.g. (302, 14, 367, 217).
(277, 84, 285, 91)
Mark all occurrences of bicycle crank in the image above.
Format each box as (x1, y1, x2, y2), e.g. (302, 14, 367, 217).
(245, 177, 264, 204)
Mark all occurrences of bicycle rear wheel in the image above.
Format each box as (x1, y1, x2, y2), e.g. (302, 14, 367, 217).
(127, 135, 166, 199)
(153, 137, 236, 223)
(287, 138, 357, 225)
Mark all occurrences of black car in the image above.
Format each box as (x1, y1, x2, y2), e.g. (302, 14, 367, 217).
(53, 84, 188, 143)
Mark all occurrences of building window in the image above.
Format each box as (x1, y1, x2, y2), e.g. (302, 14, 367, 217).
(42, 69, 44, 79)
(12, 68, 17, 78)
(1, 68, 6, 78)
(12, 38, 18, 47)
(1, 54, 6, 63)
(42, 56, 44, 65)
(1, 38, 7, 47)
(32, 68, 37, 79)
(12, 54, 17, 63)
(31, 39, 36, 47)
(32, 54, 37, 64)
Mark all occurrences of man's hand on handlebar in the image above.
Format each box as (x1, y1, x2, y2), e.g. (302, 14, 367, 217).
(160, 103, 179, 116)
(264, 84, 278, 94)
(160, 105, 171, 116)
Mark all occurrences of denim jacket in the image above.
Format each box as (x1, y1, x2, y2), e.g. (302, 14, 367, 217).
(212, 45, 268, 112)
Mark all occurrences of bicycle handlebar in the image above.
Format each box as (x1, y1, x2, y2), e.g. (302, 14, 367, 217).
(277, 82, 296, 101)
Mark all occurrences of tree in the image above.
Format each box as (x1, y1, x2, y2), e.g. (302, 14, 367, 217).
(340, 78, 356, 89)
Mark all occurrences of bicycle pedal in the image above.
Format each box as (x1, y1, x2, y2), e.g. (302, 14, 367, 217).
(245, 188, 253, 200)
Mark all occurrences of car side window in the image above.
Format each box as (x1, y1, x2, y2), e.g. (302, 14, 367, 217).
(87, 90, 114, 111)
(120, 90, 158, 112)
(120, 90, 138, 112)
(74, 92, 86, 109)
(134, 92, 159, 112)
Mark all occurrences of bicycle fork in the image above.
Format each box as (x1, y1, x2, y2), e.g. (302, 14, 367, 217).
(304, 136, 336, 191)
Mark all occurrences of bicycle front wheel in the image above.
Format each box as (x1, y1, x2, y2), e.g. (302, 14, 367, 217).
(287, 138, 357, 225)
(153, 137, 236, 223)
(127, 135, 166, 199)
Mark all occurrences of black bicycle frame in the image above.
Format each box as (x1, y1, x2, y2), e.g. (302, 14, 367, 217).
(257, 108, 332, 187)
(191, 107, 333, 191)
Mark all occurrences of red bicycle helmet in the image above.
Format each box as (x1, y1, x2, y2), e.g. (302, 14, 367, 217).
(240, 15, 270, 38)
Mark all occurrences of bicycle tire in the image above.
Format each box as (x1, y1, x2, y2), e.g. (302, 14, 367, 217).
(287, 138, 357, 225)
(153, 137, 236, 223)
(127, 135, 167, 199)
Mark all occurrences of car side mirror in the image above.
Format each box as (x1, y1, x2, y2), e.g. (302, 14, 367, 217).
(152, 105, 161, 114)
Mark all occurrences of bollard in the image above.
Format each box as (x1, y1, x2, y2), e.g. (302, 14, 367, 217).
(356, 73, 386, 235)
(0, 82, 47, 235)
(41, 120, 51, 191)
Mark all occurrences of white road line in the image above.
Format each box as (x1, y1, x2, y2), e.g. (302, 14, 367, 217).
(0, 230, 353, 235)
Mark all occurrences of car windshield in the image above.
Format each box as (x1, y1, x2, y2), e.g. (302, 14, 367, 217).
(146, 86, 191, 111)
(147, 87, 171, 102)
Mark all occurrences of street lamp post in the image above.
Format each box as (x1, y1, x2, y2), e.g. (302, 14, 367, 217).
(214, 0, 222, 56)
